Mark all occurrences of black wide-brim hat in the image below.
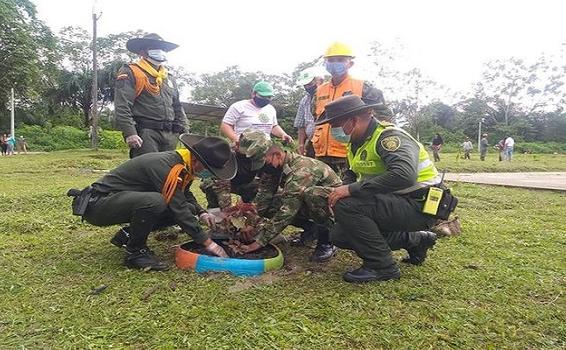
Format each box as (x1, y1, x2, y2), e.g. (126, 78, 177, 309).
(126, 33, 179, 53)
(315, 95, 386, 125)
(179, 134, 237, 180)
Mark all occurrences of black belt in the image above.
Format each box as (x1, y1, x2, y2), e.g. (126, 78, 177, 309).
(135, 118, 185, 133)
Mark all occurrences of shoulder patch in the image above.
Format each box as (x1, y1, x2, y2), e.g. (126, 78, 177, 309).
(381, 136, 401, 152)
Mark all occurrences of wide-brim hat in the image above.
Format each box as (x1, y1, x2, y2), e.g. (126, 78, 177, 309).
(179, 134, 237, 180)
(126, 33, 179, 53)
(315, 95, 384, 125)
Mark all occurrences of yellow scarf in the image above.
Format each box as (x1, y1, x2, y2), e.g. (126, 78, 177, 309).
(136, 58, 168, 87)
(162, 149, 194, 204)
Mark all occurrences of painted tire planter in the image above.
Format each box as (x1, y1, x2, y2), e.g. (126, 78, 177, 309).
(175, 241, 284, 277)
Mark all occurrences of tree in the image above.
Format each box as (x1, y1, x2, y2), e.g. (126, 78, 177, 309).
(0, 0, 57, 129)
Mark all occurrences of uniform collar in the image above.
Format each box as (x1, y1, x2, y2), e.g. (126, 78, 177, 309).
(351, 118, 378, 155)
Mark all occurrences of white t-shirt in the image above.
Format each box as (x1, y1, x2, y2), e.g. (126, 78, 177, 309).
(222, 99, 277, 138)
(504, 137, 515, 148)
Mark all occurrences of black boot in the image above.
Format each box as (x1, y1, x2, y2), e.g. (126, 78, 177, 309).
(402, 231, 437, 265)
(110, 227, 130, 248)
(124, 247, 168, 271)
(311, 226, 337, 262)
(343, 265, 400, 283)
(289, 220, 318, 246)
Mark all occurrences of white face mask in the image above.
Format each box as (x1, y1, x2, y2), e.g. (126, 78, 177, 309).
(147, 49, 167, 62)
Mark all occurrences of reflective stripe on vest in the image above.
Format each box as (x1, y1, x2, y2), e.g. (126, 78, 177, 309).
(347, 122, 441, 193)
(312, 76, 363, 158)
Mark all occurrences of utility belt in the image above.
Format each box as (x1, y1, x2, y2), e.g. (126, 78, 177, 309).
(135, 118, 185, 133)
(407, 185, 458, 220)
(67, 186, 106, 217)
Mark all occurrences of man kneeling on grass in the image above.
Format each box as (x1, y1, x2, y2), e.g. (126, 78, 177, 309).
(68, 135, 236, 271)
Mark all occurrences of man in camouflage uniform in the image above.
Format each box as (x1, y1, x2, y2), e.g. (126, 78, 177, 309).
(235, 140, 342, 262)
(200, 129, 271, 209)
(114, 33, 188, 158)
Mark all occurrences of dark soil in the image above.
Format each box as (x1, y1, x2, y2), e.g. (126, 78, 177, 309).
(180, 240, 279, 260)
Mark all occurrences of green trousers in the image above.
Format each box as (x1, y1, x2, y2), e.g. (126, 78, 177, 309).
(331, 193, 437, 269)
(83, 191, 181, 249)
(129, 128, 179, 158)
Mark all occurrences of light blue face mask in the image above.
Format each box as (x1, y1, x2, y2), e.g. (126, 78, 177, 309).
(330, 126, 351, 143)
(195, 169, 214, 179)
(325, 61, 348, 77)
(147, 49, 167, 62)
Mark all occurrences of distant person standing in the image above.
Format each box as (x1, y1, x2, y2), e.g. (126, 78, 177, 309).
(480, 134, 488, 161)
(504, 136, 514, 161)
(114, 33, 188, 158)
(462, 137, 473, 160)
(294, 67, 324, 157)
(431, 133, 443, 162)
(495, 138, 506, 161)
(6, 134, 16, 156)
(220, 81, 293, 143)
(1, 134, 7, 156)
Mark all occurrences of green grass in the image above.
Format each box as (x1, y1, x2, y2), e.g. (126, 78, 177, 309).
(431, 151, 566, 173)
(1, 150, 565, 349)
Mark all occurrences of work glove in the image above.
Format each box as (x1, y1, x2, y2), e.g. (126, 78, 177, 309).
(199, 212, 216, 229)
(125, 135, 143, 148)
(204, 241, 228, 258)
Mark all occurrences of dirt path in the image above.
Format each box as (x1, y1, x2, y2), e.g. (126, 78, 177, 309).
(445, 172, 566, 191)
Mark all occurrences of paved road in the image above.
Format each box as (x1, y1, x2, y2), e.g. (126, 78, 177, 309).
(445, 172, 566, 191)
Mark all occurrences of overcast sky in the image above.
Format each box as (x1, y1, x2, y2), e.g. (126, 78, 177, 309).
(34, 0, 565, 95)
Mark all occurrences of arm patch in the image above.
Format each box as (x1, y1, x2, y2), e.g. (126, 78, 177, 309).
(380, 136, 401, 151)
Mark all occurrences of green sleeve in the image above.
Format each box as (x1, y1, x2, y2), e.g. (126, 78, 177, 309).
(254, 166, 318, 246)
(348, 130, 419, 195)
(253, 172, 280, 217)
(113, 65, 138, 138)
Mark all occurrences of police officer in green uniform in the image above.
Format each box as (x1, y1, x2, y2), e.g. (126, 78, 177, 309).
(114, 33, 188, 158)
(79, 135, 236, 271)
(316, 96, 443, 283)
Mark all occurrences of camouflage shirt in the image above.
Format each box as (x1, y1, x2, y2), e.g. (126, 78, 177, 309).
(253, 152, 342, 245)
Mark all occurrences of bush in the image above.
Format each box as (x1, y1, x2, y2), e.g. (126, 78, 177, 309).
(16, 124, 127, 151)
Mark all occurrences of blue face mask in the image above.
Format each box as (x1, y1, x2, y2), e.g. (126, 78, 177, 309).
(330, 126, 351, 143)
(195, 169, 214, 179)
(147, 49, 167, 62)
(325, 61, 348, 77)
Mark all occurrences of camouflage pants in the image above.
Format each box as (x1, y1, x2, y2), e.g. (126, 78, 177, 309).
(199, 178, 258, 209)
(261, 186, 335, 230)
(315, 156, 349, 180)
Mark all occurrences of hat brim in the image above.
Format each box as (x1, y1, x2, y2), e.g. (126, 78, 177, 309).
(126, 38, 179, 53)
(315, 103, 382, 125)
(179, 134, 237, 180)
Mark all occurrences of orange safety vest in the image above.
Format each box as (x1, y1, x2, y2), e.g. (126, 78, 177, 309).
(312, 75, 363, 157)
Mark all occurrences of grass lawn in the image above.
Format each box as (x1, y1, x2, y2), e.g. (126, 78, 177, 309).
(0, 150, 565, 349)
(431, 151, 566, 173)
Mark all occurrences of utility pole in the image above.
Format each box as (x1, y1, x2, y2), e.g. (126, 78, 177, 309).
(90, 2, 102, 149)
(10, 88, 15, 138)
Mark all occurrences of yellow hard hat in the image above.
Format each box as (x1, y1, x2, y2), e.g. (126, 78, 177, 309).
(324, 42, 355, 58)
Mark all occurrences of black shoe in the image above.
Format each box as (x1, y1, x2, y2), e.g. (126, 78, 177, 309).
(110, 227, 130, 248)
(124, 248, 168, 271)
(343, 265, 401, 283)
(402, 231, 437, 265)
(311, 243, 337, 262)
